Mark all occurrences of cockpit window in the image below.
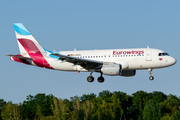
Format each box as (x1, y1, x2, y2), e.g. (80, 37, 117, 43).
(158, 52, 169, 56)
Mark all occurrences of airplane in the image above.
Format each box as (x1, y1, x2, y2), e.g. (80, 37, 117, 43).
(6, 23, 177, 83)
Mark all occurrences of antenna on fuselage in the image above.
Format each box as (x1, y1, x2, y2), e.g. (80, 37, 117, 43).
(74, 48, 76, 51)
(147, 46, 149, 49)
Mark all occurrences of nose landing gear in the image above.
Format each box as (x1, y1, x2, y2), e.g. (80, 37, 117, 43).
(148, 68, 154, 80)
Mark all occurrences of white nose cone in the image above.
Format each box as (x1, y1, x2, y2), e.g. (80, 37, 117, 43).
(170, 57, 177, 66)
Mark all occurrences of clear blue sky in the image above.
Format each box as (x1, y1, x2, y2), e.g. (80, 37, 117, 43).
(0, 1, 179, 104)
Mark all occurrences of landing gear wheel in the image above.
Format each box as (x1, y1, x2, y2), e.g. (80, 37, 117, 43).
(149, 76, 154, 80)
(87, 76, 94, 82)
(97, 76, 104, 83)
(148, 68, 154, 81)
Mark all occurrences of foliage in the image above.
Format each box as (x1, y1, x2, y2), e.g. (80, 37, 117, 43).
(0, 99, 6, 120)
(1, 91, 180, 120)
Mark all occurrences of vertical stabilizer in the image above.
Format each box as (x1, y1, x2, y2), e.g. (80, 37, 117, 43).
(13, 23, 53, 69)
(13, 23, 46, 56)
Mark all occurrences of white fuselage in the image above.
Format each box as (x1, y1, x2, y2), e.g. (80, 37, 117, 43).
(46, 48, 176, 72)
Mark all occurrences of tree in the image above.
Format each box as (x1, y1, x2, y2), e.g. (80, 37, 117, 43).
(1, 101, 13, 120)
(21, 95, 37, 119)
(34, 93, 54, 116)
(71, 99, 84, 120)
(0, 99, 6, 120)
(80, 93, 96, 102)
(12, 103, 21, 120)
(1, 101, 21, 120)
(98, 90, 112, 102)
(113, 91, 132, 119)
(21, 93, 54, 119)
(59, 99, 71, 120)
(52, 98, 60, 120)
(161, 114, 172, 120)
(151, 91, 167, 104)
(173, 110, 180, 120)
(131, 91, 149, 120)
(142, 99, 161, 120)
(82, 100, 94, 120)
(110, 94, 124, 120)
(160, 94, 180, 118)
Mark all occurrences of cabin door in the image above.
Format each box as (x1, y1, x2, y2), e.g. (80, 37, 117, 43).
(146, 50, 152, 61)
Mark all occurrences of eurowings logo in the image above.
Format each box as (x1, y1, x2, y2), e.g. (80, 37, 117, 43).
(113, 50, 144, 55)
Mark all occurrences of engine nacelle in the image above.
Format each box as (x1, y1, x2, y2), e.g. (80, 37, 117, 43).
(101, 63, 121, 76)
(120, 70, 136, 77)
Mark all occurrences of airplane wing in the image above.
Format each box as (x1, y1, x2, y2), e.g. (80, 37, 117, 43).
(51, 53, 103, 69)
(5, 54, 33, 60)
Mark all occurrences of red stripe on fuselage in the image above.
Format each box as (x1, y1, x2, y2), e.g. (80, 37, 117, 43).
(18, 38, 53, 69)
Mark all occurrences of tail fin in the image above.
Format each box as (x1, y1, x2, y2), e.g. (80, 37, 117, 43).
(13, 23, 46, 56)
(13, 23, 53, 69)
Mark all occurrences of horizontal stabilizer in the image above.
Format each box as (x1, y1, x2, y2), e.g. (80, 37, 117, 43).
(5, 54, 32, 60)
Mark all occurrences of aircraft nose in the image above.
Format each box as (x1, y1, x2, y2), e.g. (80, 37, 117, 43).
(170, 57, 177, 66)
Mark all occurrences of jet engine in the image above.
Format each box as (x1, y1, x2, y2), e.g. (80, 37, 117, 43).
(101, 63, 122, 76)
(100, 62, 136, 77)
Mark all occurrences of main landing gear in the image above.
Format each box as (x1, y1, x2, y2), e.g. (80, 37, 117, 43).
(97, 73, 104, 83)
(148, 68, 154, 80)
(87, 72, 94, 82)
(87, 72, 105, 83)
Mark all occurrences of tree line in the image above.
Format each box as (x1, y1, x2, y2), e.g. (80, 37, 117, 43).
(1, 90, 180, 120)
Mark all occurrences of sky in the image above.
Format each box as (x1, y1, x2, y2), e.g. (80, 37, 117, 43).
(0, 1, 180, 104)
